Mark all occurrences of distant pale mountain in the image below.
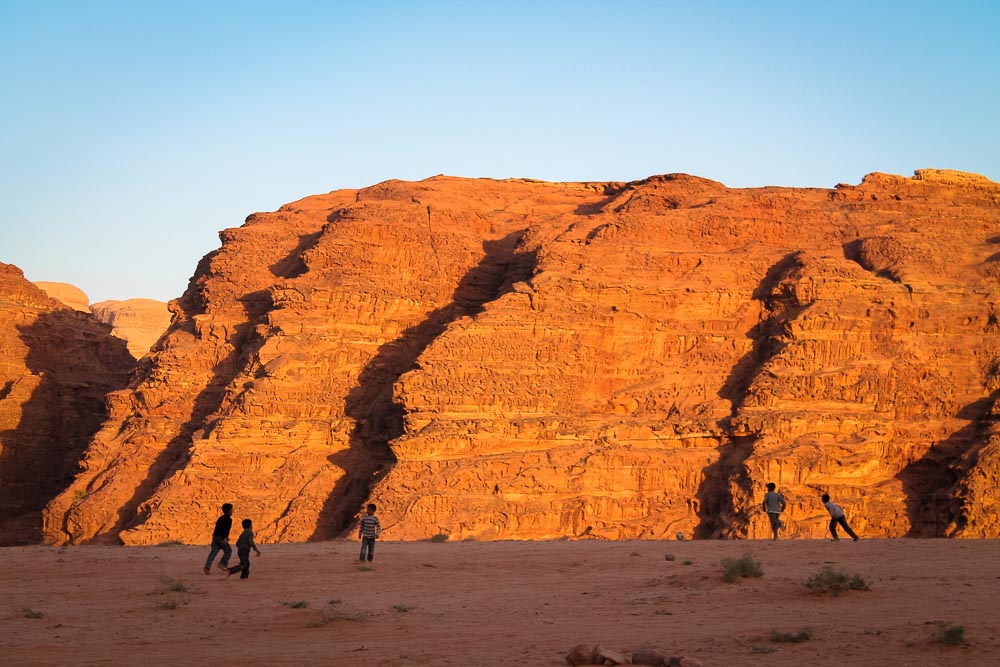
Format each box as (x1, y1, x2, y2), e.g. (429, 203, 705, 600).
(90, 299, 173, 360)
(32, 283, 171, 359)
(32, 281, 89, 312)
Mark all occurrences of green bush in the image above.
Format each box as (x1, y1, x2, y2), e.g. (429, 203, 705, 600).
(721, 553, 764, 582)
(804, 566, 869, 595)
(770, 628, 813, 643)
(934, 623, 966, 645)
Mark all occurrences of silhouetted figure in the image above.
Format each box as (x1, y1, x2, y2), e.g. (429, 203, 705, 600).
(204, 503, 234, 574)
(822, 493, 859, 541)
(761, 482, 787, 540)
(227, 518, 261, 579)
(358, 503, 381, 563)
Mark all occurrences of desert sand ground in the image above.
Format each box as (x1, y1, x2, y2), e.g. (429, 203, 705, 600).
(1, 538, 998, 666)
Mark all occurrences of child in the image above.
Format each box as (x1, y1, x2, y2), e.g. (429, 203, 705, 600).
(822, 493, 859, 541)
(227, 518, 261, 579)
(204, 503, 234, 574)
(761, 482, 787, 540)
(358, 503, 381, 563)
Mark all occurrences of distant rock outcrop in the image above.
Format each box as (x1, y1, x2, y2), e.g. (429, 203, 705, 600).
(36, 170, 1000, 545)
(0, 264, 134, 545)
(34, 281, 90, 312)
(33, 282, 172, 359)
(91, 299, 172, 359)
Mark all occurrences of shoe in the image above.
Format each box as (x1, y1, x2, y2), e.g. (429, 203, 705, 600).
(852, 537, 859, 542)
(217, 563, 228, 572)
(203, 567, 211, 575)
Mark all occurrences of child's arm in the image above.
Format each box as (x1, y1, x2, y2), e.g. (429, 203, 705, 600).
(374, 517, 381, 539)
(251, 532, 261, 556)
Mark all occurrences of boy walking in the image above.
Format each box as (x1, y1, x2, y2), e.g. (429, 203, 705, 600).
(227, 518, 262, 579)
(822, 493, 859, 541)
(204, 503, 234, 574)
(358, 503, 381, 563)
(761, 482, 787, 541)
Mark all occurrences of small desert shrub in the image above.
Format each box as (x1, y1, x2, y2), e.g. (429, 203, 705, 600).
(157, 600, 179, 610)
(393, 603, 414, 613)
(72, 490, 86, 501)
(282, 600, 309, 609)
(429, 533, 449, 543)
(159, 577, 190, 593)
(803, 566, 870, 595)
(721, 553, 763, 582)
(770, 628, 813, 643)
(157, 540, 185, 547)
(683, 560, 694, 565)
(934, 623, 966, 645)
(19, 608, 43, 619)
(307, 601, 373, 627)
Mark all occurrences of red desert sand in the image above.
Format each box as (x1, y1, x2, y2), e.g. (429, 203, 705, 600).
(2, 538, 998, 666)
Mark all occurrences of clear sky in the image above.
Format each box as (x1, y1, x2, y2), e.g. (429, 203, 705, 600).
(2, 1, 998, 304)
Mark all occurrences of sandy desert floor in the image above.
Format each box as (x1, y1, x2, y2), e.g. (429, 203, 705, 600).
(1, 538, 998, 666)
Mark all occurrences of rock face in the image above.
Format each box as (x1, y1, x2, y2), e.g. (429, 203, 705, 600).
(34, 283, 172, 359)
(39, 170, 1000, 545)
(0, 265, 134, 545)
(34, 281, 90, 312)
(90, 299, 172, 359)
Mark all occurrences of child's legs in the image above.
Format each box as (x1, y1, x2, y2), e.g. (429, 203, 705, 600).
(220, 542, 232, 567)
(205, 541, 221, 570)
(359, 536, 375, 561)
(229, 548, 250, 575)
(837, 516, 858, 539)
(829, 518, 840, 538)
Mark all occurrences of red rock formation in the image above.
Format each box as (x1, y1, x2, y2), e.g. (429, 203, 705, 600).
(40, 170, 1000, 545)
(34, 281, 90, 312)
(0, 265, 133, 544)
(90, 299, 172, 359)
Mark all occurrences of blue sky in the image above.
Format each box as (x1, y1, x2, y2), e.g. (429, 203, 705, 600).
(2, 1, 998, 303)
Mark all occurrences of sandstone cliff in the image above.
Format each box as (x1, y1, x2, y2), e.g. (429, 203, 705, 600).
(90, 299, 172, 359)
(0, 265, 134, 544)
(40, 170, 1000, 545)
(34, 281, 90, 312)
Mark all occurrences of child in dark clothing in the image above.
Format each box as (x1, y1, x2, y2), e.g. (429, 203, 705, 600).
(822, 493, 860, 541)
(227, 518, 261, 579)
(204, 503, 234, 574)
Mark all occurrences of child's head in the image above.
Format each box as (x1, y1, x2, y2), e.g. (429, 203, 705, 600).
(766, 482, 776, 491)
(366, 503, 377, 515)
(222, 503, 234, 515)
(821, 493, 831, 503)
(242, 518, 253, 529)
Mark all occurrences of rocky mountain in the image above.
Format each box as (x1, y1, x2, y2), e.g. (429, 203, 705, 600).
(33, 282, 90, 312)
(0, 265, 134, 544)
(90, 299, 173, 359)
(28, 169, 1000, 545)
(34, 283, 171, 360)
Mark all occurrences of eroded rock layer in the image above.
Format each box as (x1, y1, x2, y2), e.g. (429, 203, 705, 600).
(39, 170, 1000, 544)
(0, 265, 133, 544)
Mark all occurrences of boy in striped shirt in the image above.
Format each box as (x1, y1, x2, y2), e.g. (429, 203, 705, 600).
(358, 503, 382, 563)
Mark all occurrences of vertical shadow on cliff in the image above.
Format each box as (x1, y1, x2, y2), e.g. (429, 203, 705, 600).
(694, 252, 805, 538)
(897, 392, 999, 537)
(310, 230, 536, 539)
(110, 291, 272, 537)
(1, 311, 132, 544)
